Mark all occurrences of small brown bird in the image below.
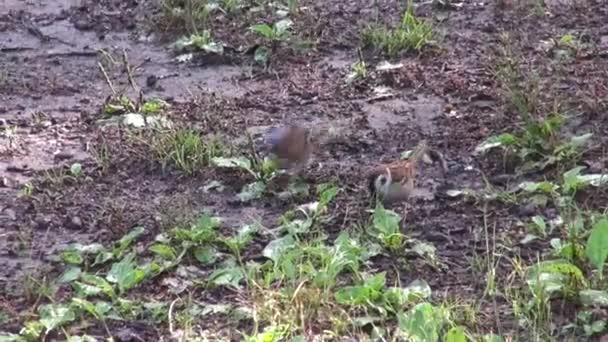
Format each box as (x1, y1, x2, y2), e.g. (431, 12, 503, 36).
(265, 124, 323, 174)
(366, 140, 446, 204)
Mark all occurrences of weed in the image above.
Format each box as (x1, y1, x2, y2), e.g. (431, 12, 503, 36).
(369, 202, 405, 252)
(249, 18, 294, 66)
(171, 30, 224, 54)
(160, 0, 213, 33)
(475, 110, 592, 173)
(144, 127, 225, 175)
(91, 138, 111, 173)
(361, 5, 433, 58)
(20, 182, 34, 198)
(346, 52, 367, 84)
(23, 273, 57, 306)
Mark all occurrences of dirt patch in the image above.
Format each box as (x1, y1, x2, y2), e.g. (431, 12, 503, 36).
(1, 0, 608, 340)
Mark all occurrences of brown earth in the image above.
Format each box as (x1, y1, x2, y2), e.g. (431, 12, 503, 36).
(1, 0, 607, 339)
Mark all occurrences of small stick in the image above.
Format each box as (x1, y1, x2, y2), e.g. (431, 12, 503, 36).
(122, 49, 140, 94)
(97, 61, 116, 96)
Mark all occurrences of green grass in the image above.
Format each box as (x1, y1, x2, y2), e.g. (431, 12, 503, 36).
(146, 127, 226, 175)
(361, 7, 433, 58)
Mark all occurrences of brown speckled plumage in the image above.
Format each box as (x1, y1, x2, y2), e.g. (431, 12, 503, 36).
(365, 140, 430, 203)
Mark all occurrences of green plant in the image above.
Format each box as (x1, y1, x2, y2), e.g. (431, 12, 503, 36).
(171, 30, 224, 54)
(361, 5, 433, 58)
(369, 202, 405, 251)
(20, 182, 34, 197)
(160, 0, 214, 33)
(148, 128, 225, 175)
(250, 19, 293, 43)
(346, 58, 367, 83)
(475, 119, 592, 173)
(211, 155, 283, 202)
(249, 18, 294, 66)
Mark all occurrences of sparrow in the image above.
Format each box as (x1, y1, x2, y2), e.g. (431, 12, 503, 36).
(265, 124, 324, 174)
(366, 140, 447, 204)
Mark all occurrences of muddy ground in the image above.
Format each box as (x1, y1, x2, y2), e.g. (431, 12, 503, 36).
(1, 0, 608, 339)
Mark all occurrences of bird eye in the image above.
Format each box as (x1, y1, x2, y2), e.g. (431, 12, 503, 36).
(377, 175, 387, 185)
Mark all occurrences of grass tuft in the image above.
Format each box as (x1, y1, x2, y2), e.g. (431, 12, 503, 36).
(147, 127, 226, 175)
(362, 6, 433, 58)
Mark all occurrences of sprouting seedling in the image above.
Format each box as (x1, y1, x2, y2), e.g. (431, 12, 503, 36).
(249, 18, 293, 42)
(346, 48, 367, 83)
(70, 163, 83, 178)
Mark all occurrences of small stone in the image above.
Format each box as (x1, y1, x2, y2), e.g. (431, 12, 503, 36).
(517, 202, 537, 217)
(35, 215, 52, 230)
(65, 216, 83, 230)
(54, 151, 74, 161)
(2, 208, 16, 221)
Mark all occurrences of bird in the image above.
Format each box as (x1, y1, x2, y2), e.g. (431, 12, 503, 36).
(265, 124, 324, 174)
(366, 140, 447, 204)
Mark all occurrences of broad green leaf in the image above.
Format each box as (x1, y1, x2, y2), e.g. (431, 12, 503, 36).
(527, 260, 586, 296)
(245, 324, 288, 342)
(71, 298, 100, 319)
(107, 253, 146, 294)
(373, 203, 401, 236)
(568, 132, 592, 147)
(278, 181, 310, 199)
(116, 226, 145, 254)
(249, 24, 275, 38)
(398, 302, 447, 342)
(72, 282, 103, 297)
(81, 273, 115, 298)
(61, 250, 83, 265)
(237, 181, 266, 202)
(211, 156, 252, 170)
(149, 244, 177, 260)
(317, 183, 339, 208)
(0, 333, 21, 342)
(445, 326, 467, 342)
(254, 46, 270, 66)
(194, 245, 218, 265)
(384, 279, 432, 309)
(209, 266, 244, 288)
(263, 235, 296, 262)
(577, 174, 608, 187)
(474, 133, 518, 154)
(38, 304, 76, 333)
(562, 166, 587, 193)
(586, 219, 608, 274)
(518, 181, 559, 194)
(274, 18, 293, 35)
(58, 266, 81, 283)
(531, 215, 547, 235)
(579, 289, 608, 307)
(93, 251, 114, 266)
(335, 272, 386, 306)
